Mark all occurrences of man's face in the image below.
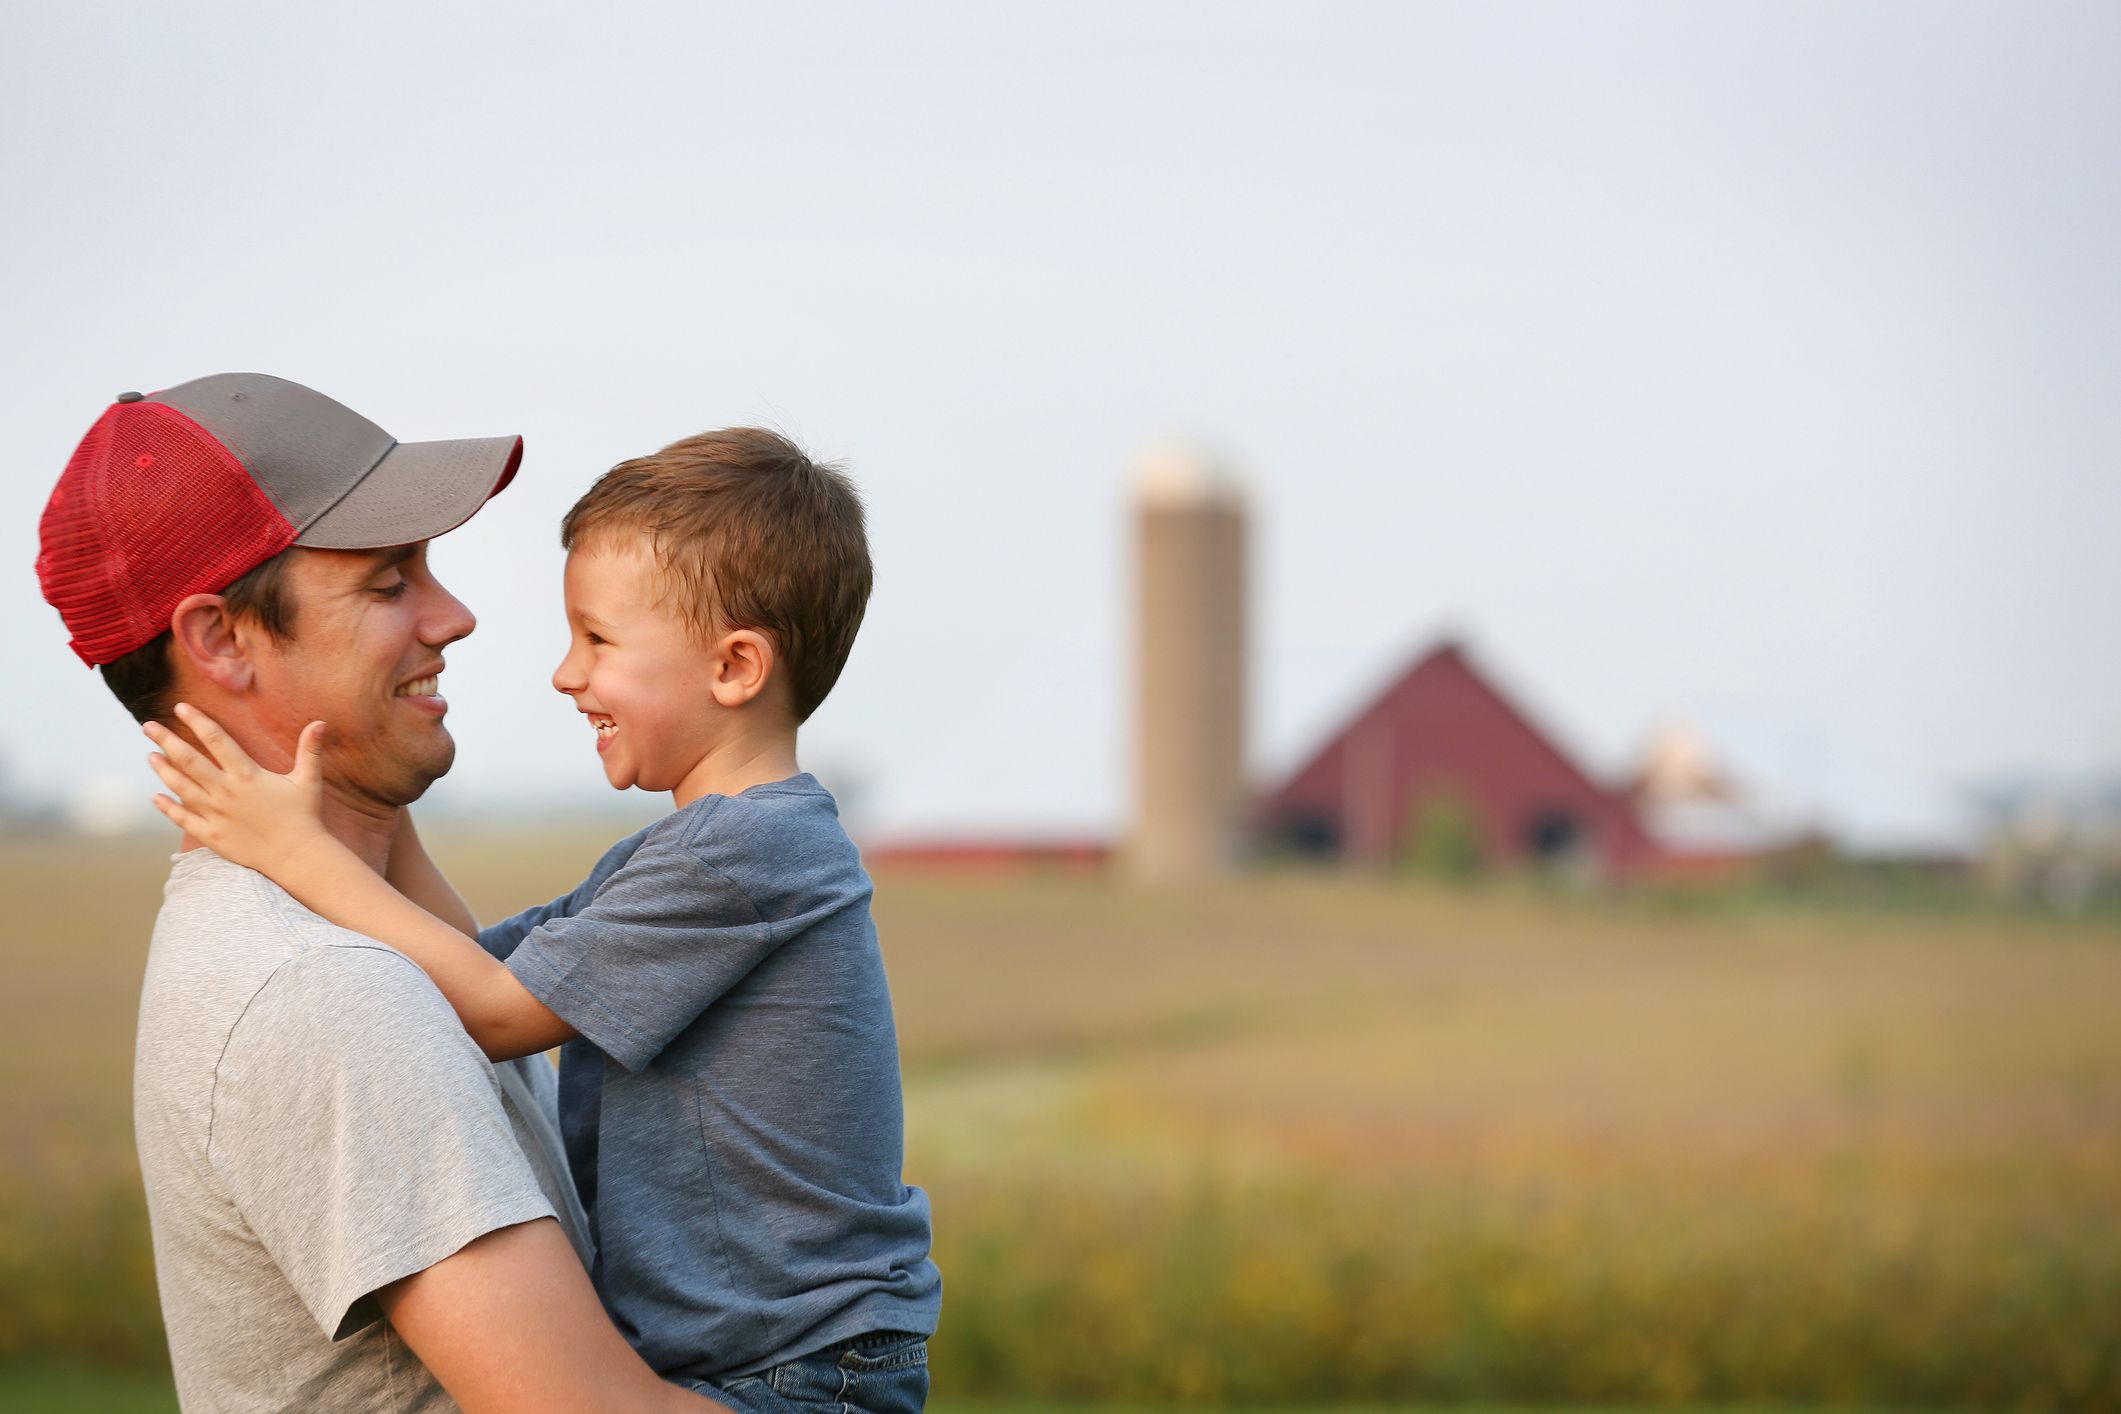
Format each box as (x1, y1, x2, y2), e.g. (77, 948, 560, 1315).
(250, 544, 475, 811)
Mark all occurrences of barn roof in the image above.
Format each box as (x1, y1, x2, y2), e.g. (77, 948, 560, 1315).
(1259, 639, 1661, 877)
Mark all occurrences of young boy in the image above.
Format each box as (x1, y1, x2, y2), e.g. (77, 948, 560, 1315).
(147, 428, 940, 1414)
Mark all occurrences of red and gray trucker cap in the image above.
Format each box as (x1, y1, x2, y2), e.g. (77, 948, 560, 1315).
(37, 373, 522, 667)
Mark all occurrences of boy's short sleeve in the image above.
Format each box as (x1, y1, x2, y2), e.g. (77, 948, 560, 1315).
(505, 843, 780, 1073)
(210, 945, 558, 1340)
(477, 823, 656, 961)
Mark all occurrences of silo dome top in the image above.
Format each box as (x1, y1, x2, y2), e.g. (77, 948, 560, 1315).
(1132, 441, 1246, 510)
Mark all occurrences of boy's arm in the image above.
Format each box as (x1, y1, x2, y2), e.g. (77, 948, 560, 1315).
(499, 839, 781, 1075)
(146, 705, 785, 1074)
(477, 822, 657, 962)
(273, 842, 579, 1061)
(386, 810, 479, 939)
(146, 709, 576, 1061)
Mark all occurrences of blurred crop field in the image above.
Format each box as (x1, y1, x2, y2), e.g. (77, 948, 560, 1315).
(4, 826, 2120, 1410)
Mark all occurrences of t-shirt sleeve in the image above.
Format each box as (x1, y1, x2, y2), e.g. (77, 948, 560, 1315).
(478, 892, 576, 962)
(476, 823, 657, 961)
(504, 842, 780, 1073)
(209, 945, 558, 1341)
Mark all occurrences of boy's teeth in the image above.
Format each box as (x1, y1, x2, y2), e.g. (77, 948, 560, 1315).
(395, 676, 438, 697)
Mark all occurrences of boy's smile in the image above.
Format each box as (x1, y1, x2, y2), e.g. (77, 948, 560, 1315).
(551, 541, 726, 800)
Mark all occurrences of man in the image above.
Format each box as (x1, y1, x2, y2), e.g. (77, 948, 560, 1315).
(37, 373, 724, 1412)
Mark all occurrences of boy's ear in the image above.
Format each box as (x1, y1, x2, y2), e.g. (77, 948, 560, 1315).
(167, 593, 256, 694)
(709, 628, 777, 709)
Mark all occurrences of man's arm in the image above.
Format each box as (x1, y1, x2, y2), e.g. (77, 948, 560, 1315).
(380, 1218, 726, 1413)
(208, 943, 700, 1409)
(386, 809, 480, 939)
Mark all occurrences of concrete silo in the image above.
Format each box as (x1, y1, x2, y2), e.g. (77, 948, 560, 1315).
(1128, 444, 1248, 882)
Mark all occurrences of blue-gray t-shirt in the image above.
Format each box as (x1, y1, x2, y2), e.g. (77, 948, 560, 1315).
(478, 774, 940, 1378)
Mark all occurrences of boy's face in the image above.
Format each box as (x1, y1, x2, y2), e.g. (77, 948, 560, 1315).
(551, 540, 724, 797)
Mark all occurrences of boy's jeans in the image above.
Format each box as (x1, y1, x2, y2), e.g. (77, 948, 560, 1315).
(684, 1331, 929, 1414)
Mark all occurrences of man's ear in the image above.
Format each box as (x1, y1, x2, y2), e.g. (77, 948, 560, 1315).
(709, 628, 778, 709)
(168, 593, 256, 694)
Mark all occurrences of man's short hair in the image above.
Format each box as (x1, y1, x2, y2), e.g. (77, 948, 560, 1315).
(559, 428, 873, 724)
(99, 552, 298, 725)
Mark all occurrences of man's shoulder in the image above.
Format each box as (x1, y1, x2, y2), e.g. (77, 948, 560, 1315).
(240, 935, 453, 1035)
(148, 850, 459, 1048)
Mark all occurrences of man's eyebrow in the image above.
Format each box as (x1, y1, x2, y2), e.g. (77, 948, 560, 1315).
(363, 544, 421, 572)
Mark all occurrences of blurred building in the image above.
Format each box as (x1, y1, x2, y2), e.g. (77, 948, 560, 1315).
(1258, 640, 1661, 880)
(884, 451, 1859, 888)
(1625, 721, 1816, 880)
(1126, 445, 1247, 883)
(1976, 778, 2121, 911)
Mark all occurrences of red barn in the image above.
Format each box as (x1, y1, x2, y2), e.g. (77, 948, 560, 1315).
(1258, 640, 1661, 880)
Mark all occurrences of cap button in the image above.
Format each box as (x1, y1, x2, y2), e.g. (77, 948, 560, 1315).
(115, 391, 144, 403)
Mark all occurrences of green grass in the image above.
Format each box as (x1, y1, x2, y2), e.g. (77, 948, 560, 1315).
(0, 1364, 180, 1413)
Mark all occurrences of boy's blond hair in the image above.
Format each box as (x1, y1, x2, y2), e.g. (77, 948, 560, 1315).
(561, 428, 872, 723)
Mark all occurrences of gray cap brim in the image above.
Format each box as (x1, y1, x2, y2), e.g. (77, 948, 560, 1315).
(296, 435, 522, 550)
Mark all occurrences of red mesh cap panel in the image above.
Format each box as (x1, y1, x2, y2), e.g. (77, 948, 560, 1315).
(37, 402, 298, 667)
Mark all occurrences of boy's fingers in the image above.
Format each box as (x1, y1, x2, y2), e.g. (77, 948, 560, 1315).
(171, 703, 255, 778)
(293, 722, 328, 786)
(145, 721, 222, 785)
(146, 753, 202, 799)
(151, 794, 204, 837)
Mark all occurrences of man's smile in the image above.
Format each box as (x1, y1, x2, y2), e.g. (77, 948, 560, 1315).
(393, 665, 447, 715)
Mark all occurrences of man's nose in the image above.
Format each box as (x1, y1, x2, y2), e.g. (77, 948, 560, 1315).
(421, 573, 477, 646)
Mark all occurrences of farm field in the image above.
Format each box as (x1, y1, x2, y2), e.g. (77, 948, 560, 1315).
(0, 1366, 1929, 1414)
(4, 825, 2120, 1408)
(0, 1366, 1934, 1414)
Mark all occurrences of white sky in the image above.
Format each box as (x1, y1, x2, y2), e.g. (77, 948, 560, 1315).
(4, 1, 2117, 847)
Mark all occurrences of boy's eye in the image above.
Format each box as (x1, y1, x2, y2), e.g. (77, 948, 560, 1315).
(584, 632, 606, 646)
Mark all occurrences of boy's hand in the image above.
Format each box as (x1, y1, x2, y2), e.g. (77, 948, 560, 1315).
(145, 704, 338, 880)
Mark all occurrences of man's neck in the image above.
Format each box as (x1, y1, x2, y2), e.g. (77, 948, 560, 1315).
(181, 785, 396, 875)
(316, 789, 398, 874)
(162, 691, 401, 874)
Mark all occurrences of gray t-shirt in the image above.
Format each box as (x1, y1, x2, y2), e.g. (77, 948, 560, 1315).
(482, 774, 941, 1380)
(135, 850, 592, 1413)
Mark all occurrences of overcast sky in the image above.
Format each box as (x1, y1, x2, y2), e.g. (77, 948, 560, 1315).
(4, 1, 2116, 847)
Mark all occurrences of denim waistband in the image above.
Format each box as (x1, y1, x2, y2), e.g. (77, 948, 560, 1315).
(813, 1329, 925, 1357)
